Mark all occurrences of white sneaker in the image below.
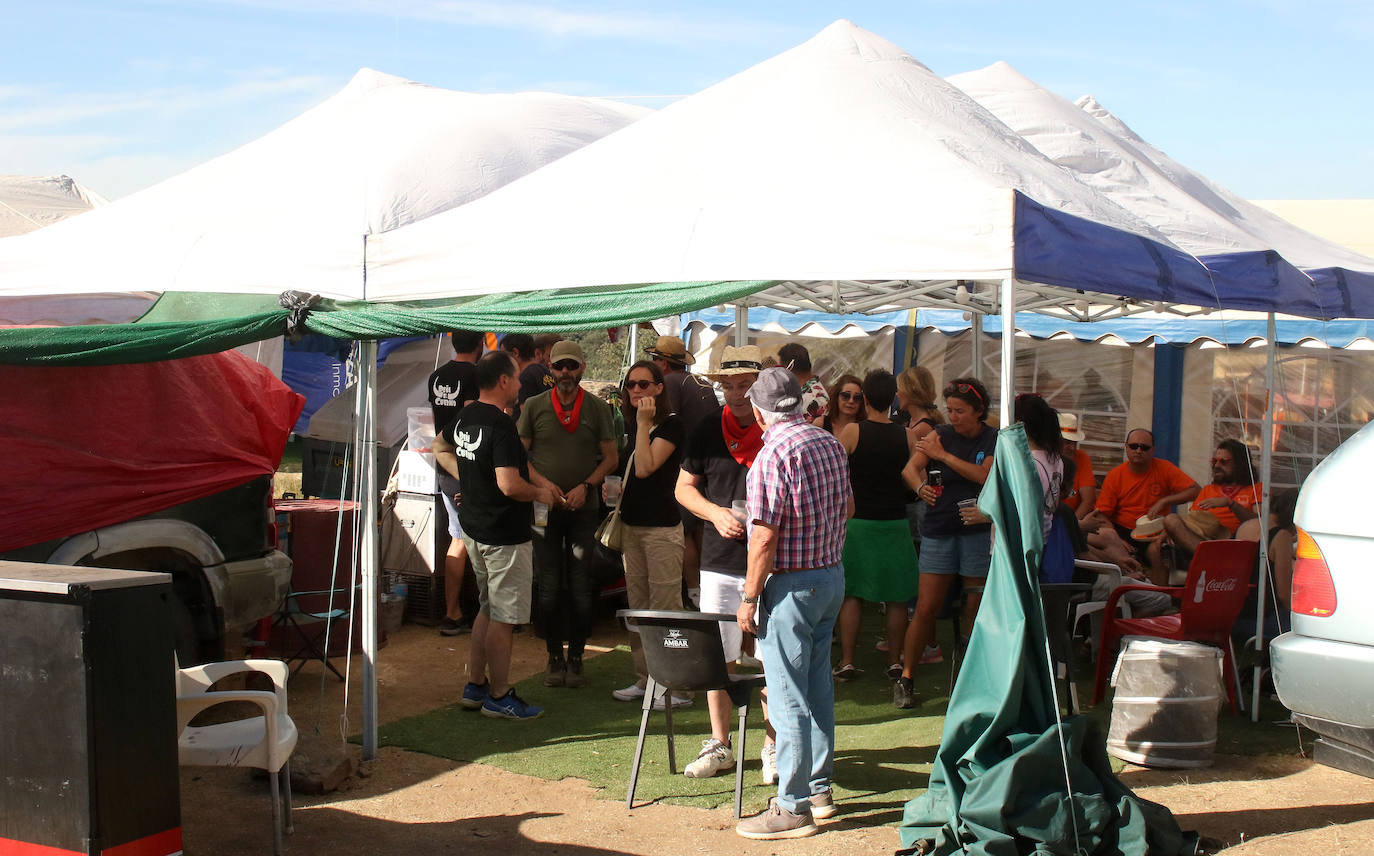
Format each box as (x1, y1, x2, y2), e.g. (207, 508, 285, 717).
(684, 738, 735, 778)
(612, 683, 646, 702)
(652, 693, 693, 711)
(760, 740, 778, 785)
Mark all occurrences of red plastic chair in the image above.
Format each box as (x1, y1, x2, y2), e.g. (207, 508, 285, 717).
(1092, 539, 1258, 714)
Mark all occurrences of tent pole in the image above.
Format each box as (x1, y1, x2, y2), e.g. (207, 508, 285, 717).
(1252, 313, 1277, 721)
(358, 339, 380, 758)
(734, 303, 749, 347)
(628, 322, 638, 361)
(998, 279, 1015, 427)
(971, 313, 984, 381)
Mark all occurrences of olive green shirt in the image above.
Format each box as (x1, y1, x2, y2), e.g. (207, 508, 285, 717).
(516, 389, 616, 497)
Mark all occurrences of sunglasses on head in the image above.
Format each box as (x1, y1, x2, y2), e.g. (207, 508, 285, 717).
(551, 360, 581, 371)
(625, 379, 656, 391)
(838, 391, 863, 401)
(1127, 442, 1153, 451)
(943, 382, 984, 405)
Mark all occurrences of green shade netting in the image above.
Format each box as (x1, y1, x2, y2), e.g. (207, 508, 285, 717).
(0, 280, 773, 366)
(898, 426, 1197, 856)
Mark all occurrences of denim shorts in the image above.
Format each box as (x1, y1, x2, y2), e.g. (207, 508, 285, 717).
(919, 530, 992, 577)
(441, 492, 465, 540)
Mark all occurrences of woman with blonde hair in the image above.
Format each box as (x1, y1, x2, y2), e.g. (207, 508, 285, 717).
(896, 365, 943, 444)
(814, 373, 866, 437)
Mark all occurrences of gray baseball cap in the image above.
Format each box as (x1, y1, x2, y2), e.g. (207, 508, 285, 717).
(747, 367, 803, 413)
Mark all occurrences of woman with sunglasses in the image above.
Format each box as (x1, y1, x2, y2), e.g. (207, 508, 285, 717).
(814, 374, 866, 437)
(833, 370, 921, 683)
(610, 360, 690, 704)
(893, 376, 996, 709)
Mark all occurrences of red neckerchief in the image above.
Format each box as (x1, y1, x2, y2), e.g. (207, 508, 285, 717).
(551, 388, 585, 434)
(721, 407, 764, 467)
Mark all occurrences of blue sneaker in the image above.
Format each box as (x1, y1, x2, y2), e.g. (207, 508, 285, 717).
(481, 689, 543, 720)
(461, 680, 490, 710)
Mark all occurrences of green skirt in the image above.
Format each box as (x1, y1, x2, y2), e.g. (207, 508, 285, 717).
(841, 517, 919, 603)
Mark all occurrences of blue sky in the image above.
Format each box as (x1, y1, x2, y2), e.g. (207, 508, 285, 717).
(2, 1, 1370, 200)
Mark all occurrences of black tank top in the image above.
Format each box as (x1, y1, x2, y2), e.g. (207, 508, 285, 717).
(849, 421, 910, 520)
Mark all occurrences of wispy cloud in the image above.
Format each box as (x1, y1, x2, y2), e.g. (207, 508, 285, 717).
(178, 0, 788, 43)
(0, 73, 332, 133)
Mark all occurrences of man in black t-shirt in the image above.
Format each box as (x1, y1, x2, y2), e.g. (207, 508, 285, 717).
(428, 329, 484, 636)
(674, 345, 776, 781)
(434, 351, 556, 721)
(647, 333, 720, 605)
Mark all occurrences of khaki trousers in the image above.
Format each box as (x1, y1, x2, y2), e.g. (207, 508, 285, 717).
(623, 523, 685, 681)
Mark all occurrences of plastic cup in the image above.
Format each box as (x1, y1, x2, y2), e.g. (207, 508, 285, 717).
(957, 498, 979, 525)
(604, 475, 623, 507)
(731, 500, 748, 523)
(533, 501, 549, 527)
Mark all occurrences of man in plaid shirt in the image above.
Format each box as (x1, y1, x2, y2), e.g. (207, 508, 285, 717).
(735, 368, 852, 840)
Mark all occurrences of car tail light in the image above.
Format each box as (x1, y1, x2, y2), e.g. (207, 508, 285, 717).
(1291, 527, 1337, 618)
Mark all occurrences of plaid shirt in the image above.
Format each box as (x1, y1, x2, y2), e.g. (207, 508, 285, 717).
(746, 413, 851, 569)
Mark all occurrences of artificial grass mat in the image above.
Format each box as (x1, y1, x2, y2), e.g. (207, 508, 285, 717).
(374, 612, 1305, 820)
(376, 623, 950, 822)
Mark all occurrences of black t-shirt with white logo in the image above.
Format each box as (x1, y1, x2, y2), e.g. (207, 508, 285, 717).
(680, 407, 749, 575)
(442, 401, 531, 546)
(428, 360, 479, 498)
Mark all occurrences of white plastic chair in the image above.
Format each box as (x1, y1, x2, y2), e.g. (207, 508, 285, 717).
(1071, 560, 1132, 641)
(176, 658, 299, 855)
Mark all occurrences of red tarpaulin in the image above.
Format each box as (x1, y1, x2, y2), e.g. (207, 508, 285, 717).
(0, 351, 304, 552)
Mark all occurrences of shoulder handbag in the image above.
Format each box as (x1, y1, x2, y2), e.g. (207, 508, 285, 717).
(594, 449, 633, 553)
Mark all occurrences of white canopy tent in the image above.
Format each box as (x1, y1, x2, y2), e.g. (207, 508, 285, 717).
(947, 62, 1374, 716)
(0, 70, 650, 756)
(0, 173, 107, 238)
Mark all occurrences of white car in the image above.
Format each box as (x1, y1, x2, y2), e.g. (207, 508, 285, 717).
(1271, 419, 1374, 778)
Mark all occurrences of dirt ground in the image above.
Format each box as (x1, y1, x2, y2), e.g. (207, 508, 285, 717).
(180, 621, 1374, 855)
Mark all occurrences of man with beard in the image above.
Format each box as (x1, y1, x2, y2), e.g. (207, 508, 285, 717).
(433, 351, 556, 720)
(1153, 439, 1261, 573)
(671, 346, 777, 780)
(517, 340, 618, 689)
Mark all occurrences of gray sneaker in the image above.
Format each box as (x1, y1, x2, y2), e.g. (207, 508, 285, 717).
(684, 738, 735, 778)
(810, 788, 838, 820)
(736, 799, 818, 840)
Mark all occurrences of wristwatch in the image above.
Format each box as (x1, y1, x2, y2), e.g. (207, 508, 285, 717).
(742, 596, 759, 604)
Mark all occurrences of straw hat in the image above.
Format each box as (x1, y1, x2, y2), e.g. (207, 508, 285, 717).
(646, 334, 694, 365)
(1130, 514, 1165, 540)
(1181, 508, 1229, 540)
(1058, 412, 1085, 443)
(706, 345, 764, 380)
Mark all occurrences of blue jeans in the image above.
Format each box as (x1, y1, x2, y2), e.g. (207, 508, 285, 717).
(756, 564, 845, 814)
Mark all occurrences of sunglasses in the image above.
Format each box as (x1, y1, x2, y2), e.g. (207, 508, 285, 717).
(838, 391, 863, 401)
(551, 360, 581, 371)
(1126, 443, 1153, 451)
(625, 379, 656, 391)
(943, 382, 985, 405)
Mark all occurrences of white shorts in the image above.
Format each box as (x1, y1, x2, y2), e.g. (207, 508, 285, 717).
(699, 569, 746, 662)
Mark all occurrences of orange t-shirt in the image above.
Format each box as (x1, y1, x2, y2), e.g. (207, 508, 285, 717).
(1095, 458, 1196, 529)
(1062, 448, 1096, 512)
(1190, 482, 1262, 533)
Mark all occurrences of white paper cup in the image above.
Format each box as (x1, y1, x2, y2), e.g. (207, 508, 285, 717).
(533, 501, 549, 527)
(604, 475, 623, 506)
